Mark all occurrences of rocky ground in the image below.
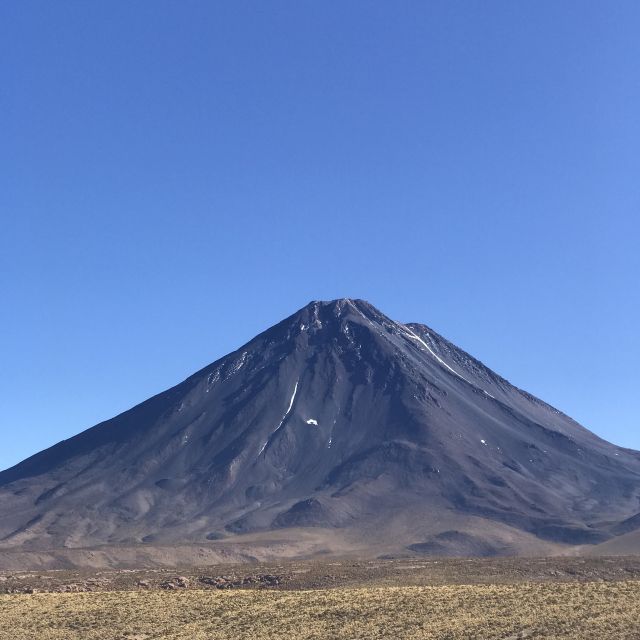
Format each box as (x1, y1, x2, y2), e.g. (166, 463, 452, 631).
(2, 555, 640, 594)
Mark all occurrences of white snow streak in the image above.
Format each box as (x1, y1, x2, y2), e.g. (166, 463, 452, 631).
(348, 304, 498, 404)
(351, 303, 378, 330)
(402, 325, 495, 399)
(346, 304, 496, 402)
(402, 326, 468, 380)
(258, 380, 299, 456)
(286, 381, 299, 415)
(306, 419, 318, 426)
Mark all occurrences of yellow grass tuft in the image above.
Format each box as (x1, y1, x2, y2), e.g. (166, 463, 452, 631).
(1, 581, 639, 639)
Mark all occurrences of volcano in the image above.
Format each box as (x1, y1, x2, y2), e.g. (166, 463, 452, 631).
(1, 299, 640, 562)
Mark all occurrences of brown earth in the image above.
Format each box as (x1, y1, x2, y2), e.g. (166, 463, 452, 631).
(2, 555, 640, 594)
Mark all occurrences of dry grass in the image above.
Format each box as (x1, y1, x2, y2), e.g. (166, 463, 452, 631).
(1, 581, 639, 639)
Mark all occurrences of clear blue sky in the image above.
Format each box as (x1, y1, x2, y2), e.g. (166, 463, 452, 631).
(1, 2, 639, 472)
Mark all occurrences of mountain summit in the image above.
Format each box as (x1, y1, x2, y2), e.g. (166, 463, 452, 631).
(2, 299, 640, 560)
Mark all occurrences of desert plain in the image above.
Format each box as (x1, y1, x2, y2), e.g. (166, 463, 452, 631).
(1, 556, 640, 639)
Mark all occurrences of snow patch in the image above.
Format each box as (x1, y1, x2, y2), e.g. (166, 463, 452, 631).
(306, 419, 318, 426)
(230, 352, 248, 375)
(312, 305, 322, 328)
(480, 439, 487, 445)
(206, 369, 221, 391)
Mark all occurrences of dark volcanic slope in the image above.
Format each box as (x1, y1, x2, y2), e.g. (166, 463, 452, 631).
(1, 299, 640, 557)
